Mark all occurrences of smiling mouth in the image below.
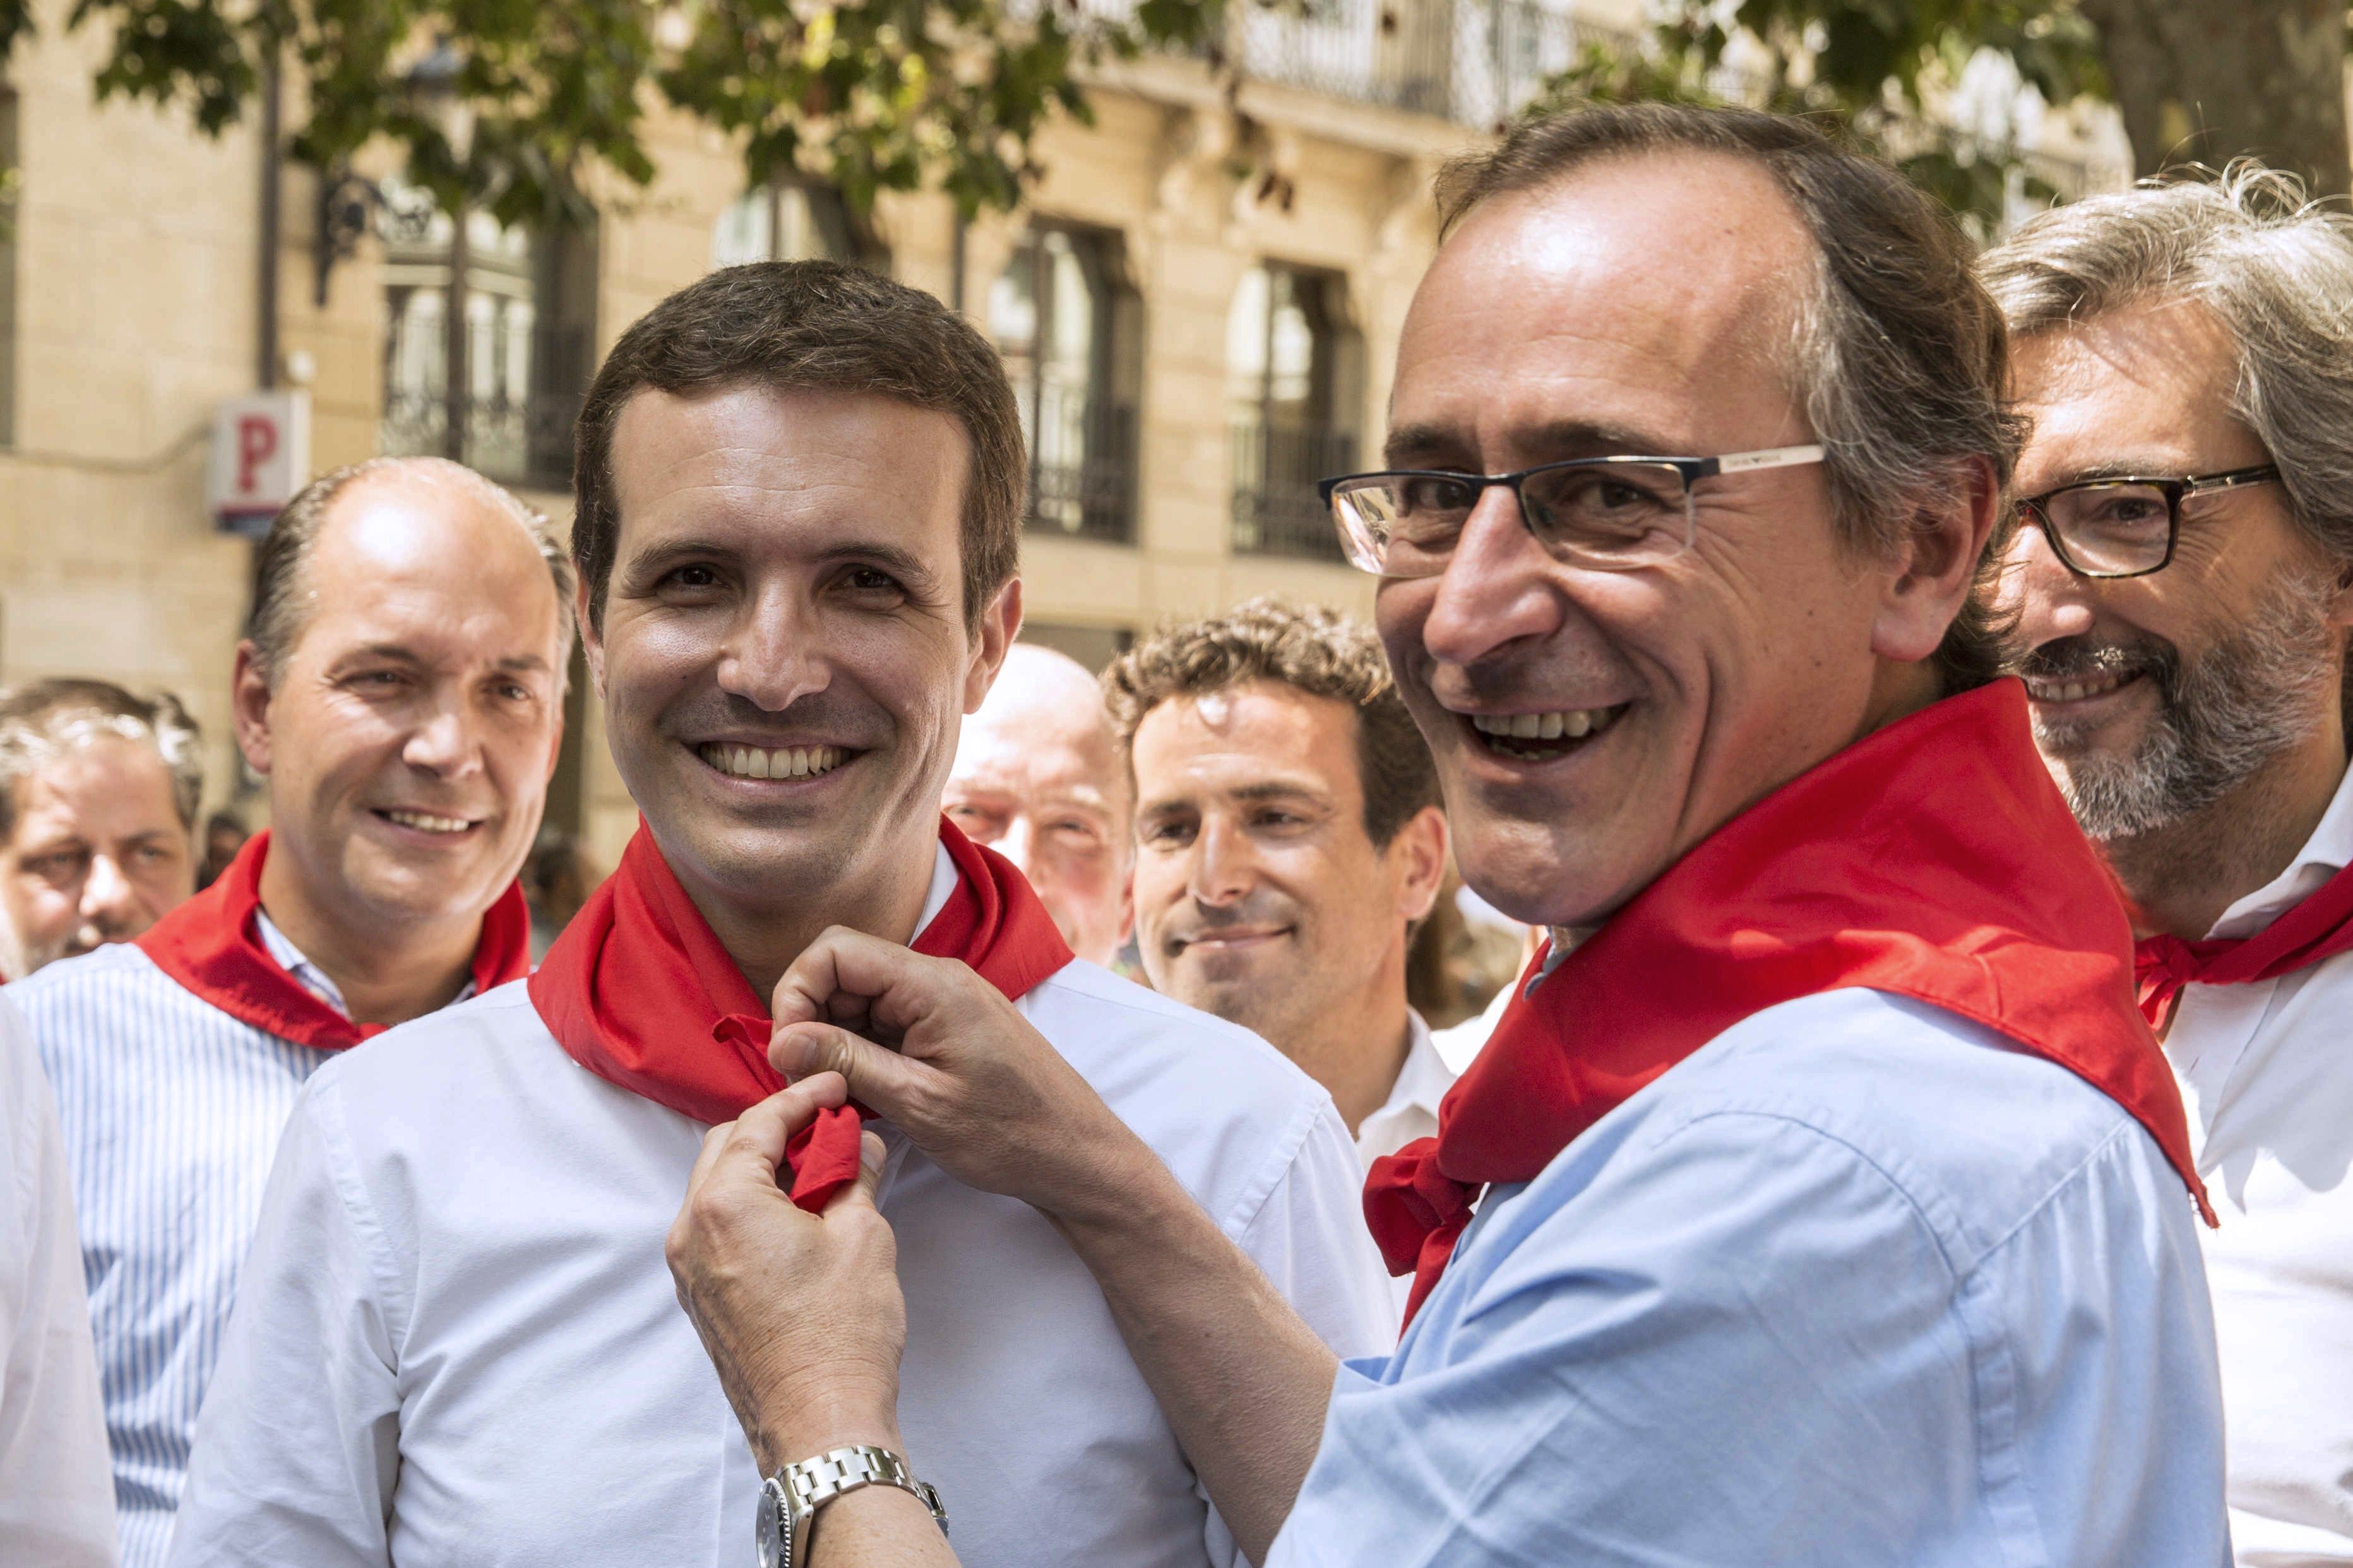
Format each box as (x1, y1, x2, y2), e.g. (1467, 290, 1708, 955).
(1465, 704, 1629, 761)
(2022, 670, 2143, 704)
(696, 742, 852, 782)
(1177, 927, 1289, 954)
(375, 809, 479, 835)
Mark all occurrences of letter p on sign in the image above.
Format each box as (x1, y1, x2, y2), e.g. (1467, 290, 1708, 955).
(207, 391, 311, 538)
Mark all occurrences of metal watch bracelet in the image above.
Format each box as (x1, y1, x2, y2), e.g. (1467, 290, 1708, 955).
(757, 1444, 949, 1568)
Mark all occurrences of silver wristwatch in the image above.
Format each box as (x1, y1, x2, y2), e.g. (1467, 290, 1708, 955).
(756, 1444, 948, 1568)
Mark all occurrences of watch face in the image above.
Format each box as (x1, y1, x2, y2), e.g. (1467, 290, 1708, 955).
(757, 1478, 791, 1568)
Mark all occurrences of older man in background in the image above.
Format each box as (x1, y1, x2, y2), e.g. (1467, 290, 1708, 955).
(16, 455, 571, 1567)
(0, 680, 201, 981)
(943, 642, 1131, 967)
(1986, 166, 2353, 1565)
(1107, 599, 1450, 1178)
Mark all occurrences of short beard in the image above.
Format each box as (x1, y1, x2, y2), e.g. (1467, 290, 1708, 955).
(2010, 571, 2342, 843)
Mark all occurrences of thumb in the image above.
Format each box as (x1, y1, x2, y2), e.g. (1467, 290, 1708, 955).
(823, 1131, 889, 1218)
(772, 1021, 931, 1122)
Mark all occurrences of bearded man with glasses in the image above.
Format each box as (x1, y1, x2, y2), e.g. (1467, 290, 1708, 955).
(1986, 165, 2353, 1567)
(660, 105, 2226, 1566)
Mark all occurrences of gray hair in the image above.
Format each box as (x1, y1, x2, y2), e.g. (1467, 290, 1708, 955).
(1435, 104, 2027, 692)
(0, 679, 203, 841)
(1980, 161, 2353, 569)
(247, 456, 577, 682)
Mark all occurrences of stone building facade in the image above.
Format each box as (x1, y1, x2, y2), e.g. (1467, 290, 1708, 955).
(0, 0, 2117, 870)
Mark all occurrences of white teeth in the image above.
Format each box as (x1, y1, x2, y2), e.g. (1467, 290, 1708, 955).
(1469, 707, 1621, 745)
(386, 810, 471, 834)
(700, 743, 847, 781)
(2030, 672, 2128, 703)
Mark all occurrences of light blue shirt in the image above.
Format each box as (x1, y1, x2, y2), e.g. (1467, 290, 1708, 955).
(19, 922, 472, 1568)
(1266, 988, 2230, 1567)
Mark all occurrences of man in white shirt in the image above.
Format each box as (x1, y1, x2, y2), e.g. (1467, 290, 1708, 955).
(0, 994, 116, 1568)
(16, 456, 570, 1567)
(1984, 165, 2353, 1565)
(1105, 597, 1451, 1177)
(665, 104, 2227, 1568)
(943, 643, 1132, 968)
(167, 261, 1392, 1568)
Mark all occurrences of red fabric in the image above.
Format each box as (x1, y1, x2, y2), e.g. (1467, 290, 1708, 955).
(530, 816, 1072, 1212)
(134, 829, 532, 1051)
(1365, 680, 2212, 1329)
(2135, 863, 2353, 1030)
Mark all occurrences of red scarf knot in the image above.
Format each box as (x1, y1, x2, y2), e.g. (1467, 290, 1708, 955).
(2130, 860, 2353, 1032)
(532, 817, 1071, 1214)
(1362, 680, 2214, 1334)
(134, 829, 531, 1052)
(1362, 1137, 1477, 1324)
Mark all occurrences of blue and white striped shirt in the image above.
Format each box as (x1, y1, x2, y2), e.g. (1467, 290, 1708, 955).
(18, 925, 474, 1568)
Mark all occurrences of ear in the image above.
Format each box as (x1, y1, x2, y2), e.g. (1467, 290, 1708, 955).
(1116, 866, 1135, 952)
(1870, 455, 2001, 665)
(230, 641, 276, 778)
(965, 578, 1023, 716)
(576, 577, 608, 701)
(1389, 805, 1450, 926)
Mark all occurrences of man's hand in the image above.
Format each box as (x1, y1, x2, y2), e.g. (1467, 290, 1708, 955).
(665, 1072, 906, 1473)
(766, 928, 1154, 1225)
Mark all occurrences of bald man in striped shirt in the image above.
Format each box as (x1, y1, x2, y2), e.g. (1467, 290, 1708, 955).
(18, 456, 573, 1567)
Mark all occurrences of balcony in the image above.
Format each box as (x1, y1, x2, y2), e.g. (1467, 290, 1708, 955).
(378, 381, 583, 492)
(1236, 0, 1638, 129)
(1027, 397, 1139, 543)
(1230, 422, 1355, 563)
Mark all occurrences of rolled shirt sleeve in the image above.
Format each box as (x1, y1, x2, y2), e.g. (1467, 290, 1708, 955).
(166, 1084, 401, 1568)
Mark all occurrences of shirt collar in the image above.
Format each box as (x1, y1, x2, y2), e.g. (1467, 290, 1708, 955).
(251, 908, 484, 1023)
(2206, 758, 2353, 941)
(1362, 1011, 1456, 1133)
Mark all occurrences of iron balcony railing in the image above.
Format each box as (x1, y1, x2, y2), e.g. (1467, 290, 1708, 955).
(1231, 422, 1354, 563)
(378, 325, 591, 492)
(1025, 395, 1139, 543)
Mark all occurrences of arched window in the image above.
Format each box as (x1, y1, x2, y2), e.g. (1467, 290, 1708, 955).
(989, 225, 1140, 542)
(378, 176, 595, 489)
(1228, 263, 1361, 560)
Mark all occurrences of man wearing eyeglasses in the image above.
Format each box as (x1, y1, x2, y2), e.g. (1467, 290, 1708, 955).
(1985, 168, 2353, 1566)
(660, 104, 2225, 1567)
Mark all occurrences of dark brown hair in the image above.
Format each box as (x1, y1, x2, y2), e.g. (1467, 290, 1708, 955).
(571, 260, 1026, 632)
(1103, 597, 1440, 848)
(1437, 103, 2025, 692)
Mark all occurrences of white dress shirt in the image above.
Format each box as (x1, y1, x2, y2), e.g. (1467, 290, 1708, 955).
(1270, 988, 2229, 1566)
(2165, 762, 2353, 1565)
(1352, 1010, 1456, 1172)
(167, 856, 1395, 1568)
(0, 994, 118, 1567)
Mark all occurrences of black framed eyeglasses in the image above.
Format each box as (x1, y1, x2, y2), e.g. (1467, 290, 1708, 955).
(2017, 465, 2282, 579)
(1317, 445, 1828, 578)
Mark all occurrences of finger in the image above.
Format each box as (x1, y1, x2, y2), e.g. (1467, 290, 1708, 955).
(771, 926, 956, 1034)
(701, 1073, 851, 1188)
(823, 1131, 890, 1218)
(770, 1020, 938, 1122)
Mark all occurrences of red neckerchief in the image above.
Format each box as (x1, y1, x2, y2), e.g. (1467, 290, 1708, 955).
(135, 829, 532, 1050)
(1366, 679, 2211, 1329)
(2135, 861, 2353, 1030)
(530, 815, 1071, 1212)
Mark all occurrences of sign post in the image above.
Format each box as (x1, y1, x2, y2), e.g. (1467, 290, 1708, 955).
(206, 391, 312, 537)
